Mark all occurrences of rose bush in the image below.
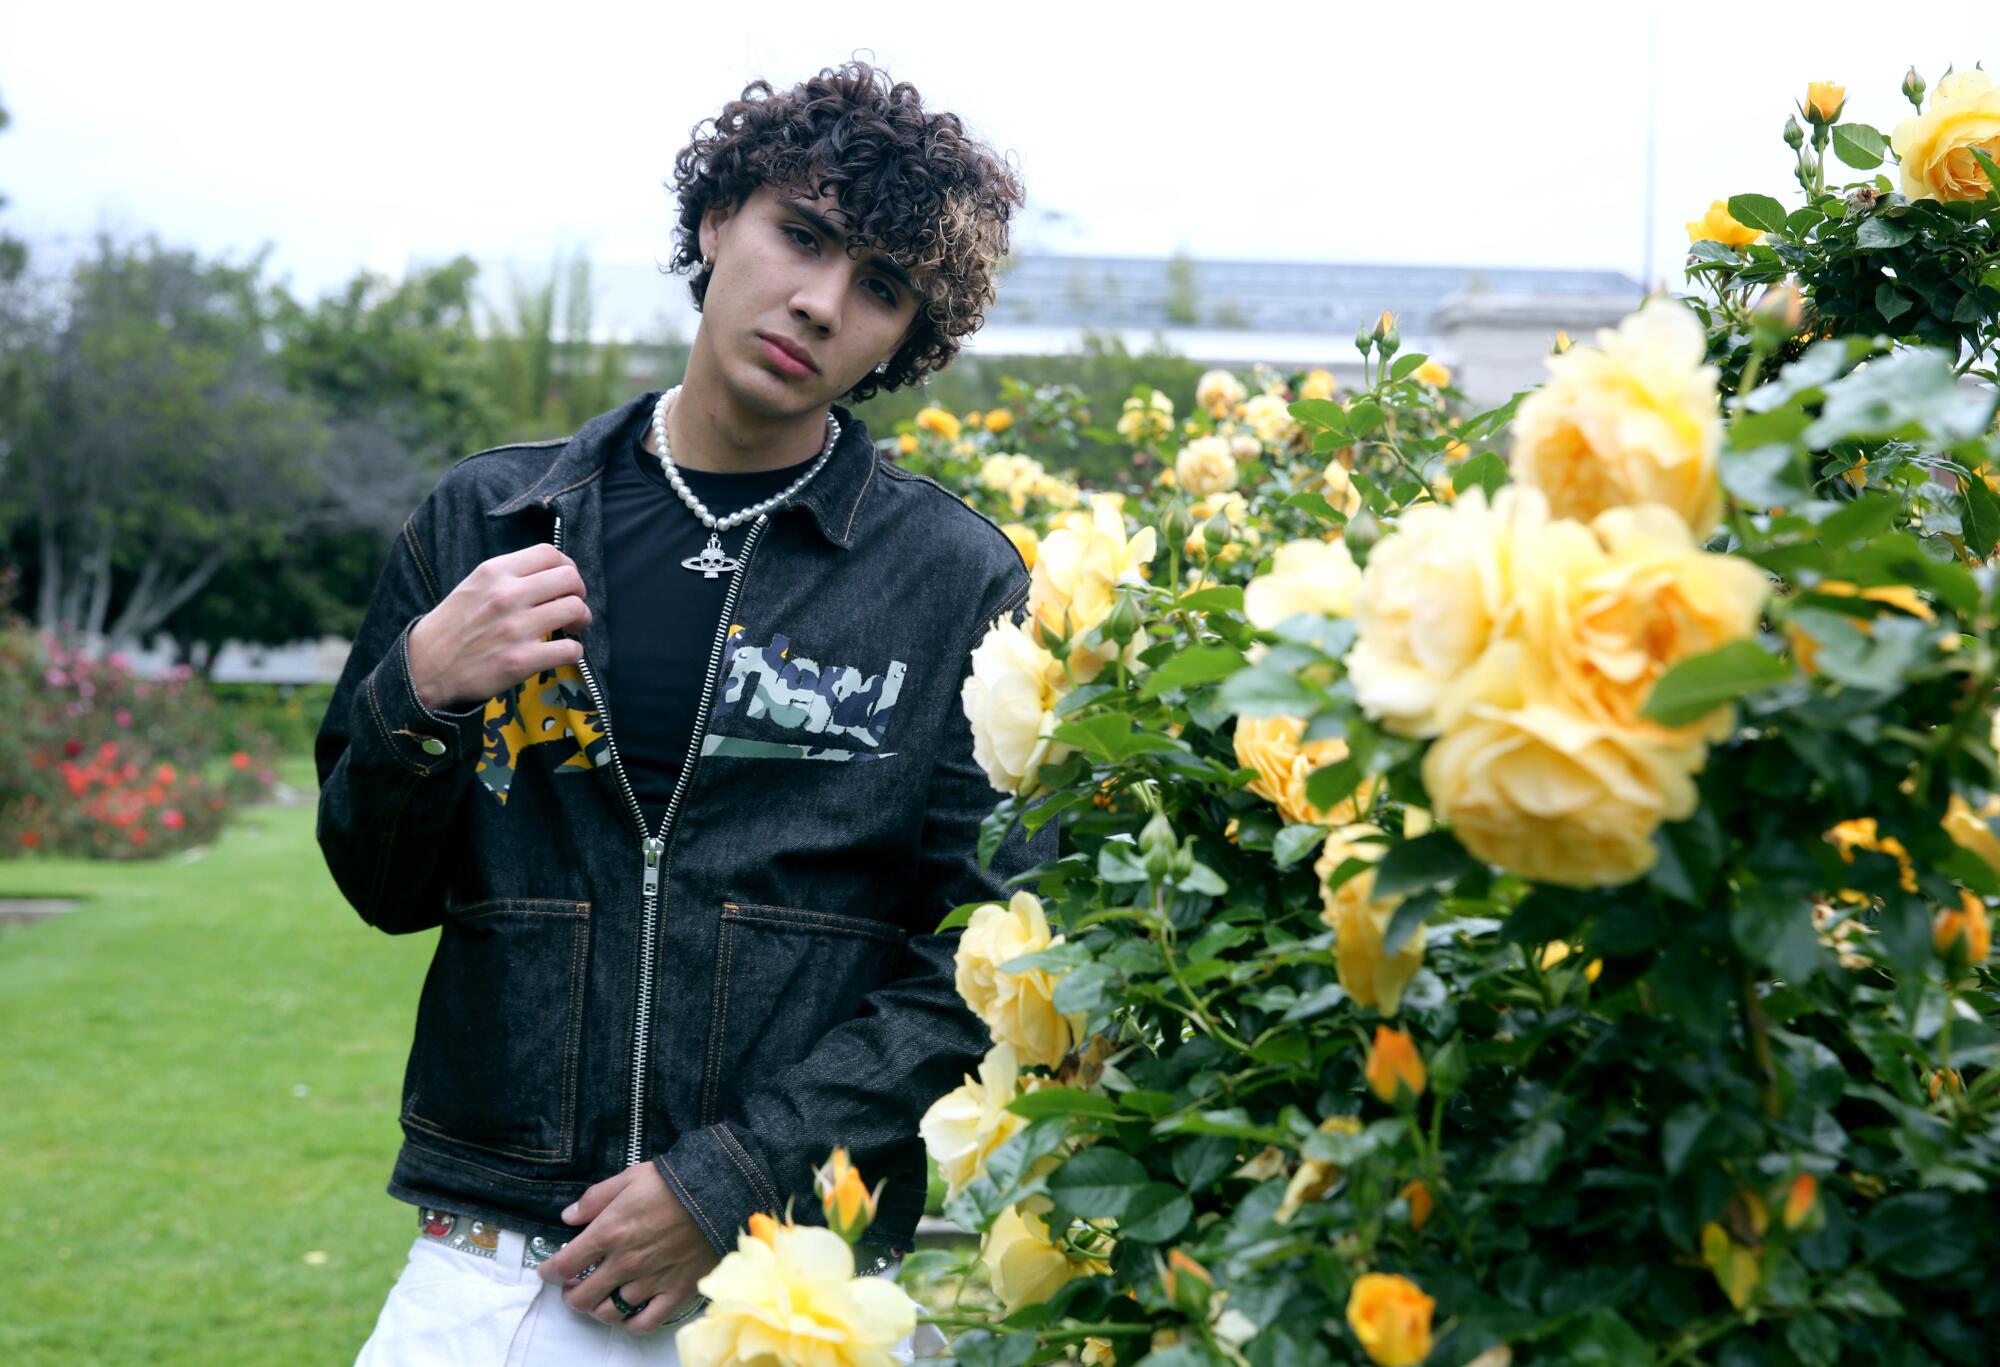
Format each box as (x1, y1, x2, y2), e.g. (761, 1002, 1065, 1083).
(884, 67, 2000, 1367)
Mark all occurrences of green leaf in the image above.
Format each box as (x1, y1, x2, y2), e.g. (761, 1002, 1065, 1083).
(1138, 644, 1247, 700)
(1288, 398, 1348, 434)
(1176, 585, 1244, 616)
(1970, 146, 2000, 201)
(1861, 1192, 1974, 1277)
(1007, 1088, 1125, 1121)
(1045, 1147, 1149, 1216)
(935, 900, 989, 934)
(1488, 1119, 1565, 1184)
(1727, 193, 1789, 233)
(1730, 884, 1823, 983)
(1389, 353, 1429, 381)
(1284, 490, 1348, 527)
(1817, 1269, 1903, 1318)
(1857, 217, 1917, 249)
(1116, 1185, 1193, 1242)
(1371, 830, 1485, 898)
(1097, 839, 1147, 884)
(1052, 713, 1189, 763)
(1962, 471, 2000, 558)
(1381, 890, 1435, 956)
(1452, 450, 1508, 499)
(1719, 444, 1809, 508)
(1874, 280, 1915, 324)
(1640, 640, 1790, 728)
(1832, 122, 1889, 169)
(1273, 822, 1326, 869)
(1303, 756, 1363, 813)
(1000, 941, 1093, 975)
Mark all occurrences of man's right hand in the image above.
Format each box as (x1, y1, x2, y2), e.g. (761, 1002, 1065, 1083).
(406, 544, 592, 713)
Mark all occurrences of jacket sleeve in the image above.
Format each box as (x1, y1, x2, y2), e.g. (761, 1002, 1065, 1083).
(653, 565, 1056, 1256)
(314, 489, 490, 935)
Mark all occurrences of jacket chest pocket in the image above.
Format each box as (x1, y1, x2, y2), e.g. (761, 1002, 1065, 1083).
(698, 902, 907, 1128)
(402, 899, 590, 1166)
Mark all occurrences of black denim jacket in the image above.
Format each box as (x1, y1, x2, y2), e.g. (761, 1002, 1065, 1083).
(314, 390, 1049, 1259)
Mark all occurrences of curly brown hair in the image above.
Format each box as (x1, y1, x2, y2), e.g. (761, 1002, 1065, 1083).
(667, 60, 1024, 403)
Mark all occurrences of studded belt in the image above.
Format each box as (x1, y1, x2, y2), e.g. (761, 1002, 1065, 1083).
(415, 1206, 903, 1278)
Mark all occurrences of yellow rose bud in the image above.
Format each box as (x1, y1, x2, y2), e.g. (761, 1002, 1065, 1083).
(1399, 1179, 1434, 1232)
(1686, 199, 1765, 249)
(1782, 1173, 1819, 1230)
(812, 1147, 882, 1242)
(1934, 889, 1992, 965)
(1080, 1337, 1117, 1367)
(964, 410, 984, 428)
(1365, 1026, 1427, 1106)
(984, 409, 1015, 434)
(915, 406, 962, 440)
(1275, 1115, 1363, 1222)
(1806, 80, 1846, 124)
(1930, 1067, 1964, 1101)
(897, 432, 919, 454)
(1554, 330, 1573, 353)
(1345, 1272, 1435, 1367)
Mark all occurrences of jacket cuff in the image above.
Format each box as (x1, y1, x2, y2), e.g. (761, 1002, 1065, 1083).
(365, 616, 488, 776)
(654, 1123, 783, 1261)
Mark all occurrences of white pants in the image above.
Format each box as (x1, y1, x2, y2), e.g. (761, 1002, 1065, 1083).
(355, 1224, 948, 1366)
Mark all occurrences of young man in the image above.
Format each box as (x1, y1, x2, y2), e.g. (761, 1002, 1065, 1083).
(318, 62, 1039, 1359)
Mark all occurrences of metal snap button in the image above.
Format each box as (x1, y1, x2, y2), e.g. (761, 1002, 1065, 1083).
(420, 737, 447, 756)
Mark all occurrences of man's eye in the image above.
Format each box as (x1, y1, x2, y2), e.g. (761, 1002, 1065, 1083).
(783, 225, 817, 251)
(868, 280, 899, 305)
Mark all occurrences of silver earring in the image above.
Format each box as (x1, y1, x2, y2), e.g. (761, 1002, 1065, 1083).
(874, 361, 890, 375)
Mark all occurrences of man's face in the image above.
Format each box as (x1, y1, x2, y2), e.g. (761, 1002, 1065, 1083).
(697, 183, 924, 415)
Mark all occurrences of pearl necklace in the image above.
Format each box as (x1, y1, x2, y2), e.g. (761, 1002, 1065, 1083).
(650, 385, 841, 578)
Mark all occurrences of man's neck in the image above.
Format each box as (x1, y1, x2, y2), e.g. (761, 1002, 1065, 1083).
(649, 360, 836, 474)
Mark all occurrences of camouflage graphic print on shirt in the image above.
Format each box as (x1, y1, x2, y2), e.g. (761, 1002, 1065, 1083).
(708, 628, 908, 758)
(475, 647, 610, 804)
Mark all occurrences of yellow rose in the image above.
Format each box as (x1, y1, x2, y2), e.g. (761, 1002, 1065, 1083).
(955, 891, 1086, 1069)
(1805, 80, 1846, 123)
(1301, 368, 1340, 402)
(1935, 888, 1993, 964)
(980, 452, 1047, 497)
(1422, 699, 1704, 887)
(1242, 392, 1301, 447)
(1117, 391, 1175, 443)
(1274, 1114, 1363, 1222)
(1345, 1273, 1435, 1367)
(961, 616, 1072, 797)
(1196, 369, 1248, 418)
(678, 1217, 915, 1367)
(915, 406, 962, 441)
(999, 522, 1039, 571)
(1411, 359, 1452, 388)
(1315, 824, 1426, 1015)
(1539, 939, 1604, 981)
(1028, 495, 1158, 683)
(1322, 460, 1364, 520)
(983, 408, 1015, 434)
(1157, 467, 1179, 489)
(1899, 69, 2000, 199)
(980, 1204, 1115, 1313)
(1347, 486, 1533, 738)
(1511, 298, 1723, 537)
(1229, 432, 1263, 461)
(897, 431, 919, 455)
(1826, 816, 1918, 897)
(1364, 1025, 1427, 1105)
(1174, 435, 1240, 497)
(964, 410, 984, 429)
(920, 1041, 1032, 1201)
(1525, 502, 1770, 741)
(1943, 791, 2000, 873)
(1245, 537, 1363, 631)
(1030, 474, 1082, 510)
(1233, 714, 1372, 827)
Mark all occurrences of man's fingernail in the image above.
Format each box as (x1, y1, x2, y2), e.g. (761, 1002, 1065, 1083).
(562, 1204, 579, 1222)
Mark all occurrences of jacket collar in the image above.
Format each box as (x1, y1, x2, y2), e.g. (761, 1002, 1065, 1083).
(487, 389, 877, 550)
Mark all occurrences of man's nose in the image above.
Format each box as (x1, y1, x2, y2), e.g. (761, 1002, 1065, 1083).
(791, 263, 847, 335)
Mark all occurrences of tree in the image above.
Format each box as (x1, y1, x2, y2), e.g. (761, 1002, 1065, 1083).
(483, 247, 630, 439)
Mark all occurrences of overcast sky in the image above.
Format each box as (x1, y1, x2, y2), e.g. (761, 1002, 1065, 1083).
(3, 0, 1993, 314)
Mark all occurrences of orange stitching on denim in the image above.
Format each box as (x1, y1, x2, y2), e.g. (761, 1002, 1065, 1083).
(714, 1123, 781, 1212)
(721, 901, 905, 941)
(403, 517, 442, 605)
(659, 1157, 723, 1247)
(701, 919, 734, 1125)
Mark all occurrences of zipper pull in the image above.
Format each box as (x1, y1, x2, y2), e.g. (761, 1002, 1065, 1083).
(642, 836, 665, 898)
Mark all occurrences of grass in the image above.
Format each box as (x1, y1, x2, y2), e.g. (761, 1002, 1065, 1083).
(0, 752, 989, 1364)
(0, 753, 435, 1364)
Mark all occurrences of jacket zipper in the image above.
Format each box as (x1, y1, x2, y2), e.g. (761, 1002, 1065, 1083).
(551, 509, 770, 1168)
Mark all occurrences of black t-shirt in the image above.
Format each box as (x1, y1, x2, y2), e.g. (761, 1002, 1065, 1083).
(600, 394, 825, 833)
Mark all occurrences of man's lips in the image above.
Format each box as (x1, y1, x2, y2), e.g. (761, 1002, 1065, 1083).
(757, 333, 819, 375)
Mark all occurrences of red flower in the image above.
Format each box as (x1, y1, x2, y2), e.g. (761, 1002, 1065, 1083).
(162, 809, 185, 830)
(155, 763, 177, 785)
(64, 738, 83, 757)
(231, 751, 251, 770)
(98, 741, 118, 762)
(130, 828, 148, 845)
(19, 831, 41, 848)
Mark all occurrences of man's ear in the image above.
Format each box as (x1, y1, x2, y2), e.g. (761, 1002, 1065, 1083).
(698, 198, 740, 263)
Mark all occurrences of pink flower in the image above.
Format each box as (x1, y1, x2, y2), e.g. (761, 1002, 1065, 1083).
(115, 708, 132, 727)
(107, 651, 130, 670)
(45, 668, 69, 687)
(161, 809, 185, 830)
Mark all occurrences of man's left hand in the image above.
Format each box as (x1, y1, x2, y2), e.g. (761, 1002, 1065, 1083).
(537, 1162, 723, 1335)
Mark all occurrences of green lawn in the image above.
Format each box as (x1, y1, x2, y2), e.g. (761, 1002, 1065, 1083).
(0, 754, 983, 1364)
(0, 754, 441, 1365)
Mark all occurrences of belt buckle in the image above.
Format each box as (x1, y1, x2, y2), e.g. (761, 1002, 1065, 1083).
(418, 1207, 568, 1271)
(416, 1207, 499, 1260)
